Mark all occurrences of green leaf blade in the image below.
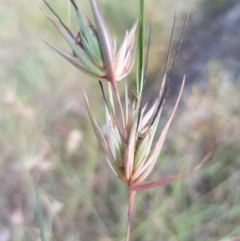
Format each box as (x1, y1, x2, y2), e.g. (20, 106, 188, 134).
(35, 184, 46, 241)
(136, 0, 145, 96)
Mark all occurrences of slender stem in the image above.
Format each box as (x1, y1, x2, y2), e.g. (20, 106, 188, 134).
(126, 190, 136, 241)
(116, 91, 127, 139)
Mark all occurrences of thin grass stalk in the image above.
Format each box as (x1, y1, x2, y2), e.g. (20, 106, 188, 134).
(136, 0, 145, 96)
(136, 1, 157, 133)
(126, 190, 136, 241)
(35, 184, 46, 241)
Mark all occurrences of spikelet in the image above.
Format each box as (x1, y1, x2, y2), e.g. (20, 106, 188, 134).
(43, 0, 137, 92)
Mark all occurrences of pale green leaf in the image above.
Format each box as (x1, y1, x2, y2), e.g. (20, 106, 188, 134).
(136, 0, 145, 96)
(44, 12, 105, 77)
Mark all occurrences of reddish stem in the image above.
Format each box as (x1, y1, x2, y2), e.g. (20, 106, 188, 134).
(126, 190, 136, 241)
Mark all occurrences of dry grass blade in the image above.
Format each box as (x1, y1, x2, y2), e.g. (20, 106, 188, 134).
(130, 152, 213, 191)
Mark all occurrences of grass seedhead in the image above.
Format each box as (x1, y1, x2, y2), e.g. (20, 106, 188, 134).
(84, 76, 191, 187)
(44, 0, 138, 92)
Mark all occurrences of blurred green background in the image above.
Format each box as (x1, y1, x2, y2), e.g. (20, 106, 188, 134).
(1, 0, 240, 240)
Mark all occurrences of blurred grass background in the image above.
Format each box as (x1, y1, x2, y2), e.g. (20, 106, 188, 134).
(0, 0, 240, 240)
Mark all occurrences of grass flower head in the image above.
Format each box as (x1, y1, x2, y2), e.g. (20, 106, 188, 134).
(44, 0, 137, 92)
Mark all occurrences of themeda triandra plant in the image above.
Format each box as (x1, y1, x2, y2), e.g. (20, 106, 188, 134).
(44, 0, 212, 240)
